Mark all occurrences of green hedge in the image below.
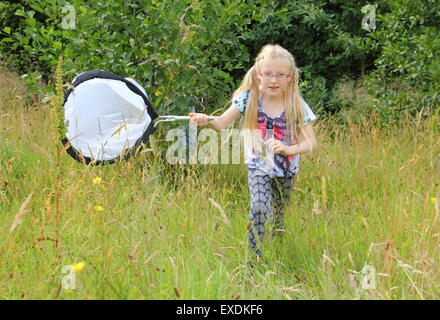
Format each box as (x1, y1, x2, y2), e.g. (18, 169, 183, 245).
(1, 0, 439, 122)
(360, 0, 440, 122)
(1, 0, 283, 115)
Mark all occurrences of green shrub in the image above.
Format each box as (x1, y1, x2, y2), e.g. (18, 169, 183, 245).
(2, 0, 439, 122)
(361, 0, 440, 122)
(1, 0, 282, 115)
(0, 1, 32, 73)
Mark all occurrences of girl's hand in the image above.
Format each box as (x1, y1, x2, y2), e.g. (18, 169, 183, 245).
(189, 113, 209, 127)
(266, 138, 291, 156)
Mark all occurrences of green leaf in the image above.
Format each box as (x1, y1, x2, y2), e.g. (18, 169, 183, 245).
(28, 18, 36, 28)
(15, 9, 25, 17)
(19, 36, 29, 46)
(30, 5, 45, 14)
(1, 37, 14, 43)
(3, 27, 11, 34)
(54, 41, 62, 51)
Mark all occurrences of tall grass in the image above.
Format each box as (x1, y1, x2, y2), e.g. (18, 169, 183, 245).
(0, 69, 439, 300)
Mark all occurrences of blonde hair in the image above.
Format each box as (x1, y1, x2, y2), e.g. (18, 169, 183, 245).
(233, 44, 309, 148)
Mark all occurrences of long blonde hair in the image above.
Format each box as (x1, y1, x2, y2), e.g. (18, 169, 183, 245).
(233, 44, 308, 146)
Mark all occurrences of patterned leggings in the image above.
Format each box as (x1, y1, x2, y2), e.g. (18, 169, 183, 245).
(247, 168, 296, 256)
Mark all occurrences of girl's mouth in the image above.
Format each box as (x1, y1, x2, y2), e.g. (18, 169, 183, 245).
(269, 86, 279, 91)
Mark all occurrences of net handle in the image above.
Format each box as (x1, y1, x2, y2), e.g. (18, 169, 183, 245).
(154, 115, 216, 127)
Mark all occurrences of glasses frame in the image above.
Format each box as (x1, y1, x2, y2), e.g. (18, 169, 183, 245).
(259, 71, 292, 80)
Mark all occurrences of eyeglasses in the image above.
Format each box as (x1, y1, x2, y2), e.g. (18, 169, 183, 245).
(260, 71, 290, 80)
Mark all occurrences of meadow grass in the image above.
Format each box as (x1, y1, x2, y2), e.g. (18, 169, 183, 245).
(0, 69, 439, 300)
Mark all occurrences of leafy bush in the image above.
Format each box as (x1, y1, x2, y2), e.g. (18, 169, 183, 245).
(1, 0, 282, 115)
(0, 1, 33, 73)
(2, 0, 439, 122)
(361, 0, 440, 122)
(2, 0, 385, 114)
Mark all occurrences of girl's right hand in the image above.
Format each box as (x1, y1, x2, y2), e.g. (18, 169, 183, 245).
(188, 113, 209, 127)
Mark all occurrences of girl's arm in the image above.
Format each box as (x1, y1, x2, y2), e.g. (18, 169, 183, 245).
(188, 103, 241, 131)
(288, 122, 318, 155)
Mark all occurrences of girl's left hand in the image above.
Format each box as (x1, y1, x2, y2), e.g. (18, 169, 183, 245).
(266, 138, 290, 156)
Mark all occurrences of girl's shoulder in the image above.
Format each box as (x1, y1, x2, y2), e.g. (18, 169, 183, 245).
(300, 97, 317, 124)
(232, 90, 251, 115)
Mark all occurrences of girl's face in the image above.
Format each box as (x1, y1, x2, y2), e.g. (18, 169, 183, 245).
(257, 57, 292, 98)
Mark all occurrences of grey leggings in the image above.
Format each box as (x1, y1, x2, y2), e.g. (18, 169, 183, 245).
(247, 168, 296, 256)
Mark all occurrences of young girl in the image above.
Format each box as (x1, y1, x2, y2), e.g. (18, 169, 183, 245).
(189, 44, 318, 257)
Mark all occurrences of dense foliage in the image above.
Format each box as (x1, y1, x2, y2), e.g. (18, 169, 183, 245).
(1, 0, 439, 121)
(360, 0, 440, 122)
(0, 0, 285, 115)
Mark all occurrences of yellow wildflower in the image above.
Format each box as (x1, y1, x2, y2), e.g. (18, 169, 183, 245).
(92, 177, 102, 184)
(100, 184, 106, 191)
(94, 205, 104, 212)
(432, 198, 438, 205)
(71, 262, 85, 272)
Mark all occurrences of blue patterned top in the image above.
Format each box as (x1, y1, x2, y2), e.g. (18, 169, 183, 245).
(233, 90, 317, 177)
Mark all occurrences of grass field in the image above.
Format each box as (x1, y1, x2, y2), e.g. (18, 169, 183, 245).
(0, 69, 439, 300)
